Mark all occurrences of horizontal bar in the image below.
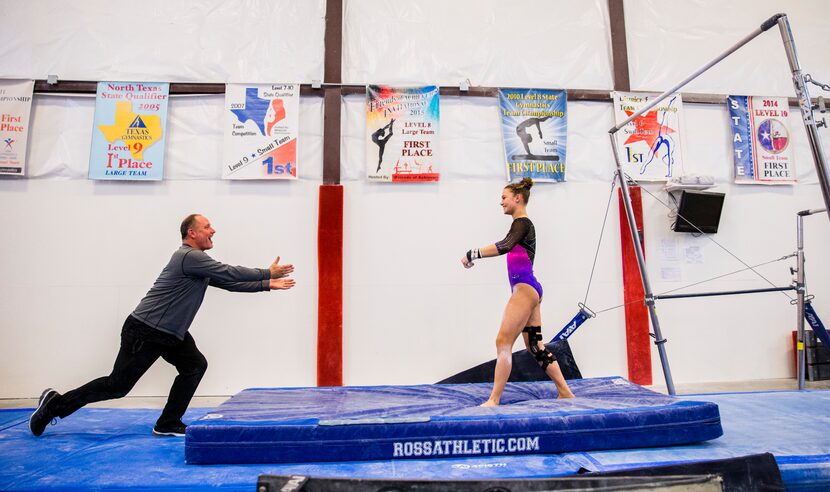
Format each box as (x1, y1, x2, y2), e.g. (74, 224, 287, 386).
(610, 23, 767, 133)
(655, 286, 795, 300)
(31, 80, 816, 107)
(798, 208, 827, 216)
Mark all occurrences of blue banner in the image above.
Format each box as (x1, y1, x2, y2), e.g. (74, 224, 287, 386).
(727, 95, 754, 182)
(728, 95, 796, 184)
(89, 82, 169, 181)
(499, 88, 567, 183)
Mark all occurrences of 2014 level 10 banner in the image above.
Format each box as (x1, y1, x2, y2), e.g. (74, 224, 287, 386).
(728, 95, 796, 185)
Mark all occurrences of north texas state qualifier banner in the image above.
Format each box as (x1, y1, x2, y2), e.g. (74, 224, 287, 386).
(0, 79, 34, 176)
(223, 84, 299, 180)
(499, 88, 567, 182)
(613, 91, 685, 182)
(89, 82, 169, 180)
(366, 85, 439, 182)
(727, 95, 796, 184)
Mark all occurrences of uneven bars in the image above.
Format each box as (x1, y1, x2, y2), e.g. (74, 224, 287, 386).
(609, 13, 785, 134)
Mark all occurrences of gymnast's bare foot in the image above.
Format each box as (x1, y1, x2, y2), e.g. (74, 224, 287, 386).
(480, 399, 499, 407)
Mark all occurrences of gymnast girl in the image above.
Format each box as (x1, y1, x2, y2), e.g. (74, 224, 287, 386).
(462, 177, 575, 406)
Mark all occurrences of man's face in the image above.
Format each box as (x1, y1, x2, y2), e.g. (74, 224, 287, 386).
(189, 216, 215, 250)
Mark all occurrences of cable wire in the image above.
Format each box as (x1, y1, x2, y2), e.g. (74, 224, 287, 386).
(582, 172, 618, 306)
(633, 178, 795, 301)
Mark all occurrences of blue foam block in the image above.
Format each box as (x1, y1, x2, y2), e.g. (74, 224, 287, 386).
(185, 377, 722, 464)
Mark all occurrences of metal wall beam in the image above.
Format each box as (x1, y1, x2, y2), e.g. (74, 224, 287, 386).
(608, 0, 631, 92)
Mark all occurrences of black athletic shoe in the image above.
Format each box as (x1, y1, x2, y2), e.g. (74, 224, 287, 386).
(29, 388, 59, 437)
(152, 421, 187, 437)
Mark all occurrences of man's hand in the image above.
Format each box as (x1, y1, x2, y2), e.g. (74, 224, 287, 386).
(269, 256, 294, 279)
(269, 278, 296, 290)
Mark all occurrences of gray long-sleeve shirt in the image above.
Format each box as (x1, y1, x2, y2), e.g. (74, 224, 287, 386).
(131, 245, 270, 340)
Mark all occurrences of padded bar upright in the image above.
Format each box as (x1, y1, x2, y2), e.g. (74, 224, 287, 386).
(317, 184, 344, 386)
(777, 15, 830, 223)
(607, 14, 793, 395)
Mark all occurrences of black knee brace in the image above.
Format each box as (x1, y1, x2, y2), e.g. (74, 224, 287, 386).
(523, 326, 557, 370)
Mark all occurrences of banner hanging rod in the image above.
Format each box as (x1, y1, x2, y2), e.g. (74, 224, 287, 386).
(30, 79, 815, 107)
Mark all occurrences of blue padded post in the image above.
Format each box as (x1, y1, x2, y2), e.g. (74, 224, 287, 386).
(550, 308, 592, 343)
(805, 303, 830, 351)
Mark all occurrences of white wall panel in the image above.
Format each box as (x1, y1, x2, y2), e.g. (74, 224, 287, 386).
(0, 179, 320, 397)
(343, 0, 614, 89)
(0, 0, 325, 83)
(626, 0, 830, 96)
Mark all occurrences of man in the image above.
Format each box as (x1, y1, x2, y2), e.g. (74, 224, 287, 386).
(29, 214, 295, 437)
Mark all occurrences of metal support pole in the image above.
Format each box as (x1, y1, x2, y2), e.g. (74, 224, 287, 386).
(610, 136, 676, 395)
(796, 208, 826, 389)
(778, 16, 830, 223)
(796, 213, 806, 390)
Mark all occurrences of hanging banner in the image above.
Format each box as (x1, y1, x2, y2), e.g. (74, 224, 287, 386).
(612, 92, 685, 182)
(366, 85, 439, 182)
(89, 82, 169, 180)
(499, 88, 567, 183)
(0, 79, 35, 177)
(727, 95, 796, 184)
(223, 83, 299, 180)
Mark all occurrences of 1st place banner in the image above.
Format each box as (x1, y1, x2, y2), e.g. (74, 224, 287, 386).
(0, 79, 34, 176)
(366, 85, 440, 183)
(89, 81, 169, 181)
(727, 95, 796, 185)
(223, 84, 299, 180)
(499, 88, 568, 183)
(612, 91, 685, 182)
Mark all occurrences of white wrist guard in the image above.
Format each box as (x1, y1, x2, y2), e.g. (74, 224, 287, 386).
(466, 248, 481, 263)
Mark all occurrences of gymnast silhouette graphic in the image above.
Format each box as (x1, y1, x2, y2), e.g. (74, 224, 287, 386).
(372, 119, 395, 172)
(515, 116, 552, 157)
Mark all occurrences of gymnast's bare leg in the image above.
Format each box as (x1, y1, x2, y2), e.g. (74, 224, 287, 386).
(481, 284, 573, 407)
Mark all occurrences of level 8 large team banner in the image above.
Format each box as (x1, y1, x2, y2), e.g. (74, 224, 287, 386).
(366, 85, 440, 183)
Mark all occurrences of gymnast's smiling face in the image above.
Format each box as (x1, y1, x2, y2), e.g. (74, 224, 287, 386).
(501, 188, 522, 215)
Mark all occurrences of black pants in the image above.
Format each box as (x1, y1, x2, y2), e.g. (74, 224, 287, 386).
(49, 315, 208, 427)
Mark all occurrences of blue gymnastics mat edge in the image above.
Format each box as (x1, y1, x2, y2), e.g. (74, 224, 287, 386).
(185, 377, 723, 464)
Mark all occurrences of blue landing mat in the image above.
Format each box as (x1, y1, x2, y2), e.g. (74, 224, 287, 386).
(1, 390, 829, 491)
(186, 377, 722, 464)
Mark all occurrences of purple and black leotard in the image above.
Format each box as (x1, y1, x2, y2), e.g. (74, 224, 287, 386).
(495, 217, 543, 299)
